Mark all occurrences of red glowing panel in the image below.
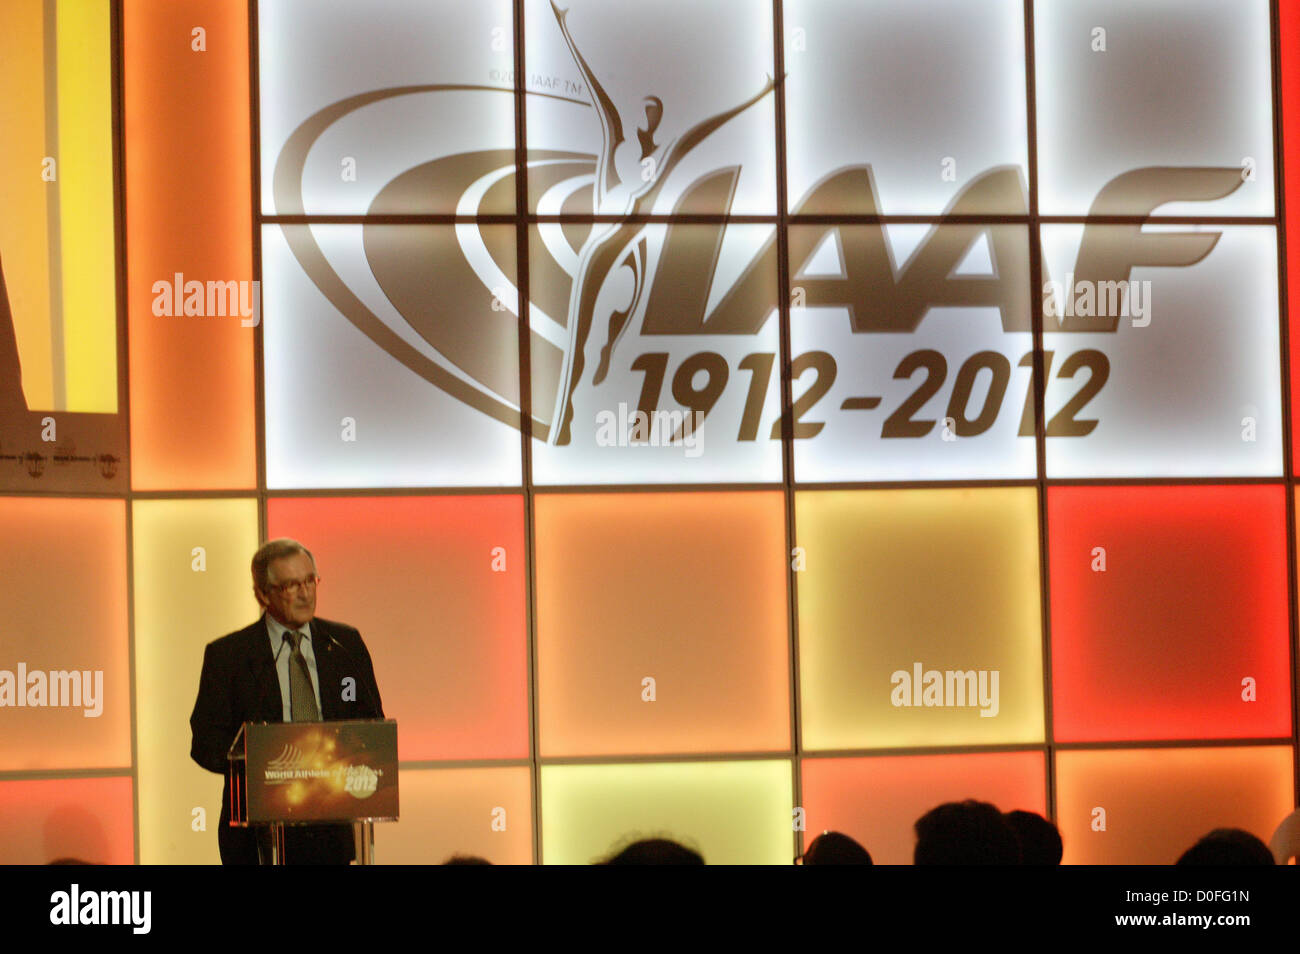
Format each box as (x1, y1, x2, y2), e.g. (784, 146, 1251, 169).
(0, 777, 133, 864)
(268, 496, 528, 760)
(1049, 485, 1290, 741)
(800, 751, 1046, 865)
(1285, 0, 1300, 467)
(1056, 746, 1293, 865)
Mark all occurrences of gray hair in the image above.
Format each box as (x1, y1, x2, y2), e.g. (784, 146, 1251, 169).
(251, 538, 316, 594)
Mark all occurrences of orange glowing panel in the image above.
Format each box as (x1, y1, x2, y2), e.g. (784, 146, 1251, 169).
(381, 766, 533, 865)
(0, 498, 129, 770)
(125, 0, 255, 489)
(1049, 486, 1291, 742)
(534, 491, 790, 756)
(0, 777, 134, 865)
(797, 488, 1045, 751)
(268, 496, 528, 760)
(1055, 746, 1293, 865)
(800, 751, 1047, 865)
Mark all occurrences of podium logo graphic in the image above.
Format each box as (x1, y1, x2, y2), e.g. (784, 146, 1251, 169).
(343, 764, 379, 799)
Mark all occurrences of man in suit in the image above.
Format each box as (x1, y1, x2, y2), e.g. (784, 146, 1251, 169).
(190, 538, 384, 864)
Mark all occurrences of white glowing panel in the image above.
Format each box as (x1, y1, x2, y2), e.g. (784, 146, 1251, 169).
(262, 225, 522, 488)
(790, 224, 1037, 482)
(259, 0, 516, 215)
(1035, 0, 1274, 216)
(784, 0, 1029, 215)
(529, 223, 784, 485)
(524, 0, 777, 216)
(1041, 225, 1281, 478)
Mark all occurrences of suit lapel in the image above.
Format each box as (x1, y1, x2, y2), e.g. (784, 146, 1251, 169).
(247, 614, 284, 723)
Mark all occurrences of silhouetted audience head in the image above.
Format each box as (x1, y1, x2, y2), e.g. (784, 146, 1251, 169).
(914, 799, 1021, 865)
(1177, 828, 1274, 866)
(601, 837, 705, 865)
(1004, 810, 1063, 865)
(442, 854, 492, 865)
(800, 831, 872, 865)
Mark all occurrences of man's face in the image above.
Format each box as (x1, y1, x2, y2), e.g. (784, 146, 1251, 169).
(259, 552, 317, 628)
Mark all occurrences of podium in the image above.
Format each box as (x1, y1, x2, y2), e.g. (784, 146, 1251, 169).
(228, 719, 399, 865)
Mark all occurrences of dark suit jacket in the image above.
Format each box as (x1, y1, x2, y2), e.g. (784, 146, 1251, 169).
(189, 614, 385, 865)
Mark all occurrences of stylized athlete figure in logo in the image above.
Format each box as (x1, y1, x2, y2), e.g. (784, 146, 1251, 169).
(547, 0, 776, 445)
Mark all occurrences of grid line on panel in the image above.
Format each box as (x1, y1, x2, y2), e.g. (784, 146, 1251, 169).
(1268, 0, 1300, 805)
(511, 0, 544, 869)
(260, 213, 1283, 227)
(250, 0, 269, 550)
(538, 751, 797, 766)
(772, 0, 804, 862)
(1023, 0, 1057, 829)
(0, 768, 136, 782)
(1053, 737, 1295, 752)
(801, 743, 1048, 761)
(399, 758, 534, 770)
(109, 0, 140, 866)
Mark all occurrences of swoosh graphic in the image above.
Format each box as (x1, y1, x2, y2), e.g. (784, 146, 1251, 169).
(272, 84, 590, 438)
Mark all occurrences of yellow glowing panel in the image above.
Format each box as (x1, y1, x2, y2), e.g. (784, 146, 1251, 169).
(541, 761, 793, 865)
(1056, 747, 1294, 865)
(133, 498, 260, 864)
(381, 767, 533, 865)
(797, 488, 1044, 749)
(0, 497, 130, 770)
(0, 0, 54, 408)
(55, 0, 116, 411)
(535, 492, 791, 756)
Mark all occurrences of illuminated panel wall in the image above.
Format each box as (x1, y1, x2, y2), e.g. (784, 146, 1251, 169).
(0, 778, 134, 866)
(0, 499, 130, 771)
(5, 0, 1299, 867)
(1049, 486, 1291, 742)
(384, 767, 533, 865)
(801, 752, 1047, 865)
(124, 0, 255, 489)
(1286, 0, 1300, 470)
(540, 761, 793, 865)
(797, 488, 1044, 751)
(0, 0, 117, 414)
(534, 492, 790, 757)
(1056, 747, 1293, 865)
(266, 496, 529, 762)
(132, 499, 260, 865)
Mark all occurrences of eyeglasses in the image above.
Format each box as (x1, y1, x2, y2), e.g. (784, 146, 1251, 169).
(270, 574, 320, 596)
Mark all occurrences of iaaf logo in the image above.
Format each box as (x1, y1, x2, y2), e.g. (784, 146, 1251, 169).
(272, 1, 1244, 446)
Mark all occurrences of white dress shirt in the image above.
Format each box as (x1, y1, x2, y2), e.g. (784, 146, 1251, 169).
(265, 614, 323, 721)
